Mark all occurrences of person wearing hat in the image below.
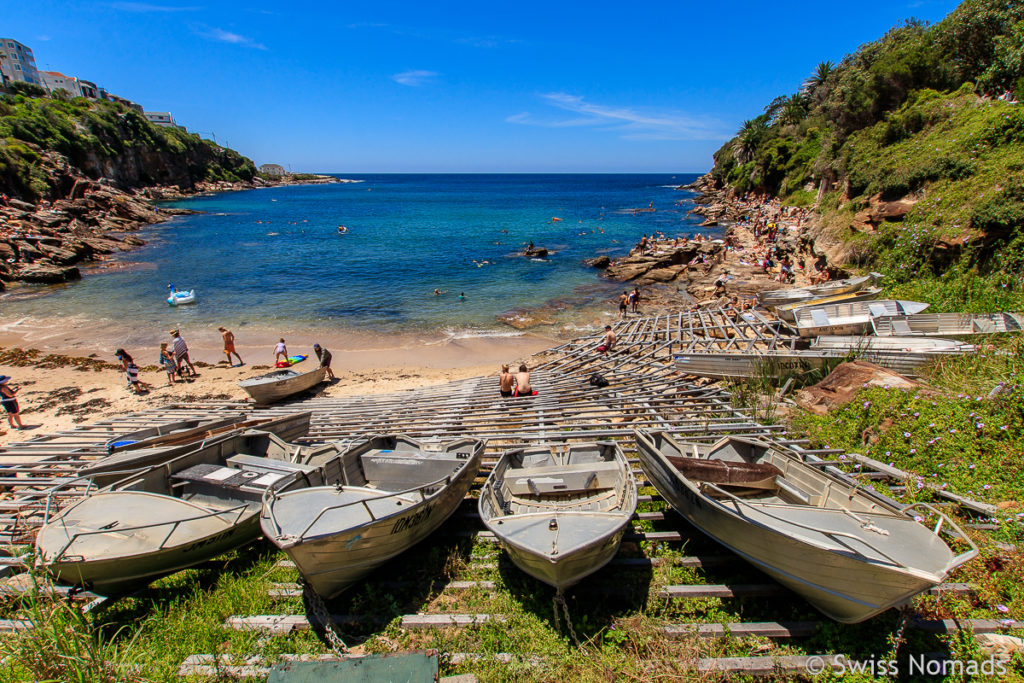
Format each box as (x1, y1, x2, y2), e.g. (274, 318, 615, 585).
(170, 329, 197, 377)
(0, 376, 24, 430)
(313, 344, 335, 380)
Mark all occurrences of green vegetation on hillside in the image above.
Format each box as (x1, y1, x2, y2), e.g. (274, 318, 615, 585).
(0, 90, 256, 201)
(710, 0, 1024, 311)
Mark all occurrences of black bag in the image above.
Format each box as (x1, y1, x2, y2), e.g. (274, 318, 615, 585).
(588, 373, 609, 388)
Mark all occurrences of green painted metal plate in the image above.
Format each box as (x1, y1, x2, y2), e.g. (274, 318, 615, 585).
(267, 650, 438, 682)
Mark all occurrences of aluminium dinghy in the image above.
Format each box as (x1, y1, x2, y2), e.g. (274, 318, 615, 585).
(261, 434, 484, 598)
(479, 441, 637, 591)
(239, 366, 328, 404)
(634, 430, 977, 623)
(36, 430, 344, 595)
(792, 299, 930, 338)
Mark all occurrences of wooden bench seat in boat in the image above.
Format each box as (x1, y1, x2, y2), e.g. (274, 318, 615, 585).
(360, 452, 467, 493)
(506, 461, 621, 496)
(170, 457, 322, 503)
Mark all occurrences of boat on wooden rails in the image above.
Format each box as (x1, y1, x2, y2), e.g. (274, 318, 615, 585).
(479, 442, 637, 592)
(771, 287, 883, 322)
(261, 434, 484, 598)
(792, 300, 930, 338)
(871, 312, 1024, 338)
(80, 412, 313, 487)
(238, 366, 328, 404)
(757, 273, 881, 308)
(35, 430, 344, 595)
(633, 430, 977, 623)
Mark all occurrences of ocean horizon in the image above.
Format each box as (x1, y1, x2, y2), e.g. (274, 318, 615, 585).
(1, 173, 711, 340)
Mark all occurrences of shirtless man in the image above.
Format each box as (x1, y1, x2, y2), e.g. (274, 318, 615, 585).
(218, 327, 243, 366)
(515, 364, 533, 397)
(618, 291, 628, 318)
(596, 325, 616, 354)
(499, 364, 515, 398)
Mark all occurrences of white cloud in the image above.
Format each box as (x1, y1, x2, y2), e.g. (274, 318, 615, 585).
(508, 92, 729, 141)
(392, 70, 438, 87)
(196, 26, 267, 50)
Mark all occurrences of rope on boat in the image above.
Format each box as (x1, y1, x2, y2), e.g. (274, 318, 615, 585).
(302, 580, 349, 655)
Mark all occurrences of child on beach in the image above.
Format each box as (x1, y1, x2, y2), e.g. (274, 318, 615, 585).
(0, 376, 24, 430)
(115, 349, 141, 394)
(159, 342, 178, 384)
(171, 330, 197, 376)
(274, 338, 289, 364)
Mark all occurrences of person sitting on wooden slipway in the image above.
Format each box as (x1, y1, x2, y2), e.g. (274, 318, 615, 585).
(513, 364, 536, 397)
(499, 364, 515, 398)
(596, 326, 616, 354)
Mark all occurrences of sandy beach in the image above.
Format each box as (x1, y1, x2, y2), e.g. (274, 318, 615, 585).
(0, 321, 555, 446)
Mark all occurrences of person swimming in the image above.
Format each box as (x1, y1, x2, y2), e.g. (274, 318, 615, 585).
(458, 292, 466, 301)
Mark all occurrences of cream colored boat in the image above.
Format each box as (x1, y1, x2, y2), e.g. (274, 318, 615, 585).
(772, 287, 882, 322)
(634, 430, 977, 623)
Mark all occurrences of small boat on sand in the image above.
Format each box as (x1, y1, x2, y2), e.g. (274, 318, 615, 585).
(811, 335, 976, 353)
(262, 434, 484, 598)
(239, 367, 327, 404)
(36, 430, 345, 595)
(479, 442, 637, 591)
(792, 299, 930, 338)
(634, 430, 977, 623)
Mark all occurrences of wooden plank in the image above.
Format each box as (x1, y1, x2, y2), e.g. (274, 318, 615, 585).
(401, 614, 505, 629)
(664, 621, 819, 639)
(660, 584, 786, 599)
(695, 654, 842, 675)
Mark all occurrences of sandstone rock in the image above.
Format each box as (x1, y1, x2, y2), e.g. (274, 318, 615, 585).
(0, 242, 14, 260)
(121, 235, 145, 247)
(643, 267, 680, 283)
(36, 244, 81, 265)
(16, 264, 81, 283)
(977, 634, 1024, 661)
(585, 255, 611, 269)
(794, 361, 923, 416)
(6, 198, 35, 212)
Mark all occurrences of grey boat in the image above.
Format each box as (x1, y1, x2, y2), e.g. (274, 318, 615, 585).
(675, 351, 835, 380)
(36, 430, 343, 595)
(772, 287, 883, 322)
(239, 366, 328, 404)
(792, 300, 931, 338)
(479, 442, 637, 591)
(871, 312, 1024, 338)
(261, 434, 484, 599)
(80, 412, 313, 487)
(757, 273, 878, 308)
(634, 430, 977, 623)
(811, 335, 976, 353)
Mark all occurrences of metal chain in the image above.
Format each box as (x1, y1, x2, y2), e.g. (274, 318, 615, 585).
(301, 580, 348, 655)
(553, 591, 583, 648)
(890, 607, 909, 660)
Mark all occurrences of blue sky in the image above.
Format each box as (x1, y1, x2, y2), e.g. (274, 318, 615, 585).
(7, 0, 961, 172)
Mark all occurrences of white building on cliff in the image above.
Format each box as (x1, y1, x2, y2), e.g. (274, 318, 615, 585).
(0, 38, 41, 87)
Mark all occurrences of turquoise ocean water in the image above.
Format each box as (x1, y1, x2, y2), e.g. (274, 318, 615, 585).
(1, 174, 708, 337)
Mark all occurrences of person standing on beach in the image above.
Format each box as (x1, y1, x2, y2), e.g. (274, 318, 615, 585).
(0, 376, 24, 430)
(274, 338, 288, 364)
(514, 364, 533, 397)
(499, 364, 515, 398)
(630, 287, 642, 314)
(159, 342, 178, 384)
(313, 344, 335, 380)
(114, 349, 141, 394)
(218, 327, 244, 366)
(618, 291, 628, 318)
(171, 329, 197, 376)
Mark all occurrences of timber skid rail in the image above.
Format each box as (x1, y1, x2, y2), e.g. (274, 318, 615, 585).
(0, 308, 1015, 678)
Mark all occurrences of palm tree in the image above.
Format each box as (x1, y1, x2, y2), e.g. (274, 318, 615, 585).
(780, 93, 810, 125)
(803, 61, 835, 97)
(732, 116, 768, 163)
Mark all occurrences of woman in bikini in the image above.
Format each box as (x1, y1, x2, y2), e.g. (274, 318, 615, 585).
(0, 375, 24, 430)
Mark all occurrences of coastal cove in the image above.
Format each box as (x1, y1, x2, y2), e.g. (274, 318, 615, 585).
(0, 174, 708, 351)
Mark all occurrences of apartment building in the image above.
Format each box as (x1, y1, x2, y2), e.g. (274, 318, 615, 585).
(40, 70, 99, 99)
(0, 38, 41, 86)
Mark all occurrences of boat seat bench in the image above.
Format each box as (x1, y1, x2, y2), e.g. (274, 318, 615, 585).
(506, 461, 621, 495)
(360, 453, 466, 492)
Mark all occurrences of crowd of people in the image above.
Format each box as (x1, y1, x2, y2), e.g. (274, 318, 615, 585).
(729, 195, 833, 285)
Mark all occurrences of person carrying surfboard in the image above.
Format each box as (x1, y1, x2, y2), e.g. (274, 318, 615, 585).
(274, 338, 289, 365)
